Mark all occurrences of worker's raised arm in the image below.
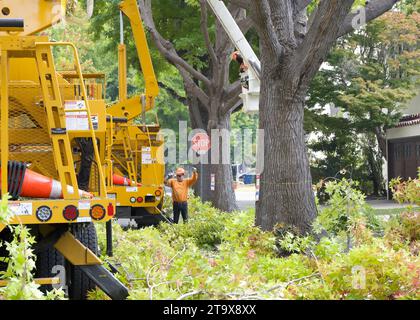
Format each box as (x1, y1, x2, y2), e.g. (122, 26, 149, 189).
(186, 169, 198, 187)
(165, 178, 173, 187)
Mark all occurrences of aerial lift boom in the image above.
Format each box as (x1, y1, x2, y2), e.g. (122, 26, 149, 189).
(206, 0, 260, 112)
(108, 0, 159, 120)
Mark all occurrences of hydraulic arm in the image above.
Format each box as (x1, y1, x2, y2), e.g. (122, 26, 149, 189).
(108, 0, 159, 120)
(206, 0, 260, 112)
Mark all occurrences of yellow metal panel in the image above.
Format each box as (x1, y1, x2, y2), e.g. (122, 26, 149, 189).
(120, 0, 159, 110)
(9, 58, 39, 82)
(6, 198, 115, 226)
(107, 95, 146, 120)
(0, 1, 66, 36)
(109, 185, 164, 208)
(0, 278, 59, 287)
(34, 277, 61, 285)
(54, 231, 101, 266)
(118, 44, 127, 101)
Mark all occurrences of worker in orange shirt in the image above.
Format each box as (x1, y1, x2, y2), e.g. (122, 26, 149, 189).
(165, 167, 198, 224)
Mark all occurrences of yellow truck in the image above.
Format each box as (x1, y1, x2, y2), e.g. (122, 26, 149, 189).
(79, 0, 166, 230)
(0, 0, 165, 299)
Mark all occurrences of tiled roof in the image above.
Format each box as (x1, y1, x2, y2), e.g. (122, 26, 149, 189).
(394, 113, 420, 128)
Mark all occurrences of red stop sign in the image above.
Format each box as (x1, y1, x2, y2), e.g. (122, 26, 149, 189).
(192, 133, 211, 154)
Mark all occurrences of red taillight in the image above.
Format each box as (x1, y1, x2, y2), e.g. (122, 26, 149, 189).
(155, 190, 162, 196)
(63, 205, 79, 221)
(107, 203, 114, 216)
(137, 197, 143, 203)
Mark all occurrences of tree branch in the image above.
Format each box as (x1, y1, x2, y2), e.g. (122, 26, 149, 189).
(295, 0, 314, 12)
(337, 0, 400, 38)
(222, 81, 242, 115)
(158, 81, 187, 105)
(138, 0, 211, 87)
(295, 0, 355, 88)
(200, 0, 218, 66)
(237, 16, 254, 34)
(252, 0, 284, 58)
(179, 68, 210, 108)
(268, 0, 296, 52)
(229, 0, 251, 10)
(225, 79, 242, 102)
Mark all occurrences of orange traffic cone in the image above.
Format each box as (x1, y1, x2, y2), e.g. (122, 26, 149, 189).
(112, 174, 141, 187)
(0, 167, 92, 199)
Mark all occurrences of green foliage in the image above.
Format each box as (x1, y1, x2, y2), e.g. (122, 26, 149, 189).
(0, 196, 64, 300)
(307, 9, 420, 195)
(314, 179, 382, 237)
(390, 169, 420, 206)
(387, 171, 420, 252)
(94, 186, 419, 300)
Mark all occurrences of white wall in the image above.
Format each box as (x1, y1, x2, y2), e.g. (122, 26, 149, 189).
(387, 125, 420, 140)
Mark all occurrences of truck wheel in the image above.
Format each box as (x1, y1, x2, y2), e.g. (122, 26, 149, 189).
(35, 245, 65, 292)
(68, 223, 99, 300)
(0, 228, 13, 272)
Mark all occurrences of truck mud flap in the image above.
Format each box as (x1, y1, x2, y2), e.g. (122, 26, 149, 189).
(79, 264, 129, 300)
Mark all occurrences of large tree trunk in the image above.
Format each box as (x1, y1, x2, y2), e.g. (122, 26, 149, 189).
(255, 58, 317, 234)
(205, 112, 238, 212)
(188, 93, 238, 212)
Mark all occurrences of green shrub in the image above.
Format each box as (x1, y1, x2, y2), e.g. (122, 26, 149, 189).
(0, 195, 64, 300)
(389, 169, 420, 207)
(94, 189, 419, 300)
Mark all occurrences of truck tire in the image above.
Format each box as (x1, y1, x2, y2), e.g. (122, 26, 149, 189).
(0, 228, 13, 272)
(68, 223, 99, 300)
(35, 245, 65, 292)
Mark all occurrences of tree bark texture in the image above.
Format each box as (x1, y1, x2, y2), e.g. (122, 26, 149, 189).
(247, 0, 400, 233)
(138, 0, 251, 211)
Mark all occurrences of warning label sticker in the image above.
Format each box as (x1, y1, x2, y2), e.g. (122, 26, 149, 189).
(8, 203, 32, 216)
(142, 146, 153, 164)
(65, 101, 98, 131)
(65, 100, 88, 131)
(126, 187, 138, 193)
(78, 200, 91, 211)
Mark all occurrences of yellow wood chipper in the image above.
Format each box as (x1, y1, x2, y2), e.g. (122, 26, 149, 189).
(0, 0, 165, 299)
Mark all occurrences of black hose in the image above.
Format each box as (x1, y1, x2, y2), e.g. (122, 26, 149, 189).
(0, 161, 27, 200)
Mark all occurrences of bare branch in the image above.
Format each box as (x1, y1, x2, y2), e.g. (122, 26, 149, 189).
(268, 0, 296, 52)
(237, 16, 254, 34)
(252, 0, 284, 58)
(200, 0, 218, 65)
(179, 68, 210, 108)
(225, 79, 242, 101)
(138, 0, 211, 87)
(158, 81, 187, 105)
(337, 0, 400, 38)
(229, 0, 251, 10)
(295, 0, 313, 12)
(295, 0, 355, 88)
(222, 81, 243, 115)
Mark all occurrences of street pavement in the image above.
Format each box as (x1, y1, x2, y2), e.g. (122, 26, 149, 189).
(234, 188, 414, 211)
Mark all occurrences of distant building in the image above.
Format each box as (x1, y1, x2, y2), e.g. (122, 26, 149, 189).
(386, 92, 420, 187)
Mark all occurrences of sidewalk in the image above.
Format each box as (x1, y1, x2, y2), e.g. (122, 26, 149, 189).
(235, 187, 416, 212)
